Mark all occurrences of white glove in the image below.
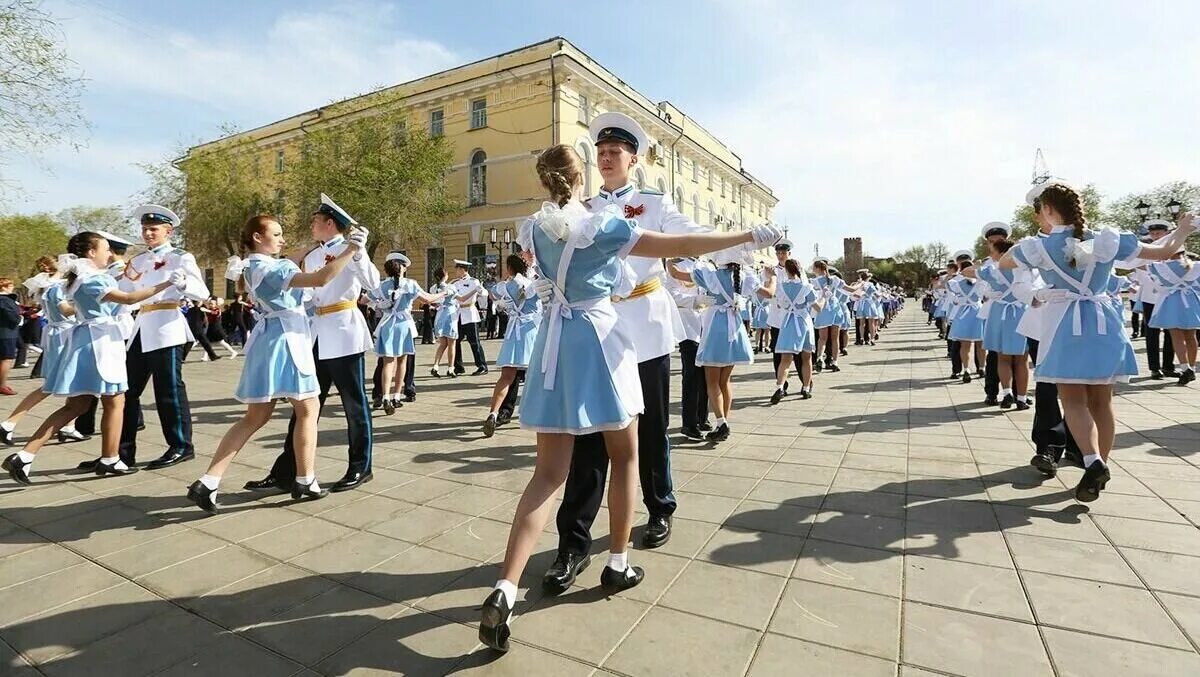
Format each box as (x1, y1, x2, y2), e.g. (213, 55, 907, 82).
(224, 256, 247, 281)
(533, 277, 554, 304)
(168, 269, 188, 291)
(347, 227, 369, 249)
(750, 224, 783, 247)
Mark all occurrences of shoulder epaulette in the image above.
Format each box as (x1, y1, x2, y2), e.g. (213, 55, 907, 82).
(172, 248, 187, 257)
(638, 189, 664, 196)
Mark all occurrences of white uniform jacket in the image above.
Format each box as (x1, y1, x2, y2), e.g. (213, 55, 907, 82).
(121, 243, 209, 351)
(302, 235, 381, 360)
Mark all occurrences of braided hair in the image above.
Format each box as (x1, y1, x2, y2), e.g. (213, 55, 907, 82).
(536, 144, 584, 207)
(64, 232, 103, 289)
(1038, 184, 1086, 267)
(727, 262, 742, 295)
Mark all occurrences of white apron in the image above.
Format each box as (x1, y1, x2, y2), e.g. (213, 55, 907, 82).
(245, 264, 316, 377)
(697, 266, 741, 346)
(1028, 238, 1107, 365)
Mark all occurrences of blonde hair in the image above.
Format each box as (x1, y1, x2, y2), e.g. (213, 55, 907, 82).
(536, 144, 584, 207)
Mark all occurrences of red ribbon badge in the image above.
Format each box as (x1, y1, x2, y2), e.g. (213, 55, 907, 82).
(153, 260, 166, 271)
(624, 204, 645, 218)
(324, 254, 336, 265)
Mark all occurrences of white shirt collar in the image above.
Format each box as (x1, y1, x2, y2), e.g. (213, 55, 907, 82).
(597, 182, 636, 201)
(324, 235, 345, 248)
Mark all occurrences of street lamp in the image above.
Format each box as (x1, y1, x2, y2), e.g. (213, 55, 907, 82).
(1166, 198, 1182, 218)
(1135, 199, 1152, 222)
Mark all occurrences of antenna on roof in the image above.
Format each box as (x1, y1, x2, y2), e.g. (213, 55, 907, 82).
(1032, 148, 1050, 184)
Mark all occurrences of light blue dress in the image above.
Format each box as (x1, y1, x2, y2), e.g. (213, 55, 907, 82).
(433, 286, 461, 339)
(37, 282, 74, 393)
(1012, 227, 1140, 384)
(692, 265, 754, 367)
(48, 273, 126, 397)
(493, 277, 540, 368)
(774, 279, 817, 354)
(947, 277, 984, 341)
(856, 282, 884, 319)
(519, 204, 644, 434)
(750, 296, 770, 329)
(234, 255, 319, 403)
(977, 261, 1027, 355)
(1145, 261, 1200, 330)
(370, 277, 421, 357)
(812, 275, 845, 329)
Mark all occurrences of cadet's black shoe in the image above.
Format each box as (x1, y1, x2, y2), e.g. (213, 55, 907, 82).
(404, 393, 416, 403)
(681, 425, 704, 441)
(471, 367, 489, 376)
(292, 479, 330, 501)
(949, 372, 961, 380)
(95, 460, 138, 477)
(828, 363, 841, 372)
(999, 394, 1015, 409)
(478, 589, 512, 652)
(1074, 461, 1111, 503)
(984, 396, 998, 406)
(3, 453, 32, 485)
(698, 420, 713, 432)
(496, 411, 512, 426)
(543, 551, 590, 593)
(454, 368, 466, 376)
(145, 448, 194, 470)
(243, 474, 289, 493)
(330, 471, 372, 493)
(770, 387, 785, 405)
(483, 414, 497, 438)
(839, 348, 848, 356)
(1163, 369, 1180, 378)
(0, 427, 13, 446)
(187, 480, 220, 515)
(1150, 369, 1163, 380)
(600, 564, 645, 592)
(1030, 452, 1057, 478)
(643, 515, 672, 548)
(706, 423, 731, 442)
(813, 358, 824, 373)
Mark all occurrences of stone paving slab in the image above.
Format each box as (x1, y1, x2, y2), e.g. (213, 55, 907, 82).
(1, 306, 1199, 675)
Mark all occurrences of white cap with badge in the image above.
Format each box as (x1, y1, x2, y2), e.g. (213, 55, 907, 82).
(589, 112, 649, 155)
(132, 204, 180, 228)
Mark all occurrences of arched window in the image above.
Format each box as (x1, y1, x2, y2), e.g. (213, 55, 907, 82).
(692, 193, 700, 222)
(656, 177, 667, 194)
(468, 150, 487, 207)
(674, 187, 684, 208)
(634, 166, 647, 190)
(575, 138, 594, 196)
(707, 200, 715, 225)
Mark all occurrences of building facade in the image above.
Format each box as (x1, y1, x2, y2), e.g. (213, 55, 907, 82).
(187, 37, 778, 289)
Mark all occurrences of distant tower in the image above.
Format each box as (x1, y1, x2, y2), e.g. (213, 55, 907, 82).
(843, 237, 863, 271)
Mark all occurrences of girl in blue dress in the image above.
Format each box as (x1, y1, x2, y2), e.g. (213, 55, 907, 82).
(3, 233, 178, 486)
(811, 259, 845, 371)
(482, 254, 540, 437)
(679, 247, 761, 442)
(479, 144, 782, 652)
(1000, 181, 1195, 501)
(765, 259, 822, 404)
(830, 269, 853, 354)
(749, 284, 770, 353)
(430, 267, 463, 378)
(1144, 252, 1200, 385)
(369, 252, 444, 413)
(974, 240, 1030, 408)
(184, 215, 366, 514)
(945, 261, 986, 382)
(854, 271, 884, 345)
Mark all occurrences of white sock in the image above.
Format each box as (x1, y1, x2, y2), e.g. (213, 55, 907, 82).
(99, 456, 129, 470)
(1, 421, 13, 433)
(1001, 388, 1012, 398)
(199, 474, 220, 490)
(1082, 453, 1101, 467)
(487, 411, 498, 418)
(16, 449, 35, 466)
(494, 579, 518, 610)
(60, 425, 77, 435)
(297, 474, 314, 485)
(714, 417, 726, 428)
(607, 551, 629, 572)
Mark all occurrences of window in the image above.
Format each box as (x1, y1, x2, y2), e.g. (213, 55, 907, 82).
(577, 93, 591, 124)
(691, 160, 698, 183)
(470, 98, 487, 130)
(467, 243, 486, 274)
(430, 108, 444, 137)
(674, 151, 682, 175)
(468, 150, 487, 207)
(634, 167, 646, 190)
(274, 149, 285, 173)
(273, 188, 285, 216)
(576, 140, 594, 196)
(225, 278, 236, 299)
(656, 177, 667, 194)
(674, 187, 684, 208)
(692, 193, 700, 222)
(426, 247, 444, 288)
(720, 177, 726, 198)
(707, 170, 713, 191)
(393, 120, 408, 146)
(707, 200, 715, 224)
(203, 269, 214, 297)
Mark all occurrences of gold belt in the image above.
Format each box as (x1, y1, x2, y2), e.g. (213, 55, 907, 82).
(315, 299, 357, 316)
(618, 278, 662, 302)
(140, 302, 180, 312)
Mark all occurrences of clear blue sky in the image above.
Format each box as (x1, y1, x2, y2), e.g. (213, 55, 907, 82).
(11, 0, 1200, 258)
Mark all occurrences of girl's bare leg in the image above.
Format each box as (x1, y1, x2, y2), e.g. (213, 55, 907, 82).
(800, 352, 813, 389)
(1059, 384, 1100, 458)
(393, 354, 408, 396)
(1012, 355, 1030, 399)
(998, 355, 1013, 392)
(829, 328, 841, 363)
(488, 367, 517, 414)
(498, 432, 575, 584)
(775, 354, 794, 388)
(720, 365, 734, 418)
(705, 366, 725, 419)
(1169, 329, 1188, 366)
(379, 356, 397, 399)
(2, 389, 51, 430)
(18, 395, 93, 455)
(601, 421, 639, 557)
(202, 402, 277, 479)
(290, 397, 320, 478)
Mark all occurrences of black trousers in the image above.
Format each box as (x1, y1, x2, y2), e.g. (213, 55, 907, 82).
(1142, 302, 1175, 372)
(272, 348, 372, 482)
(186, 320, 219, 360)
(768, 327, 803, 377)
(557, 354, 676, 556)
(119, 335, 192, 464)
(29, 352, 42, 379)
(1130, 301, 1141, 336)
(498, 369, 523, 418)
(948, 338, 962, 374)
(1027, 339, 1080, 454)
(371, 354, 416, 401)
(453, 321, 487, 372)
(421, 307, 434, 344)
(678, 340, 708, 429)
(984, 350, 999, 399)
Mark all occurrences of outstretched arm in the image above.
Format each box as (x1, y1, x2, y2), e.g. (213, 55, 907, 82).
(630, 229, 756, 259)
(104, 280, 173, 305)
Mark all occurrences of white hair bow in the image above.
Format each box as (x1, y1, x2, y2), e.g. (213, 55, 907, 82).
(56, 254, 78, 276)
(536, 202, 572, 242)
(1063, 237, 1095, 267)
(225, 255, 249, 281)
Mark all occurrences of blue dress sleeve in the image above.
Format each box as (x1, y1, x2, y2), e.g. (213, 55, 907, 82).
(595, 215, 642, 259)
(1116, 232, 1141, 261)
(258, 259, 301, 300)
(82, 274, 116, 303)
(1011, 240, 1036, 269)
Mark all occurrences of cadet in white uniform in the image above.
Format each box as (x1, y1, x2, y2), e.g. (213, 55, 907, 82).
(766, 239, 807, 387)
(116, 206, 210, 469)
(451, 260, 489, 375)
(248, 195, 381, 494)
(665, 258, 710, 440)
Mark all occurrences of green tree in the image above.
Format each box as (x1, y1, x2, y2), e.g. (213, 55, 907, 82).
(283, 104, 461, 259)
(55, 205, 135, 239)
(0, 212, 67, 279)
(0, 0, 86, 200)
(1105, 181, 1200, 252)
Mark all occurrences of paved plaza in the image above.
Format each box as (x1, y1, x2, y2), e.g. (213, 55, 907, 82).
(2, 307, 1200, 676)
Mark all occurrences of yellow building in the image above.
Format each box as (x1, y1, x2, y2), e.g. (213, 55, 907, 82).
(188, 37, 777, 290)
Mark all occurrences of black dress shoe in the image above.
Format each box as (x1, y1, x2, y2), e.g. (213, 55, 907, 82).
(770, 387, 785, 405)
(187, 480, 220, 515)
(813, 358, 824, 372)
(145, 448, 194, 470)
(430, 368, 440, 378)
(643, 515, 672, 548)
(999, 394, 1014, 409)
(1074, 461, 1111, 502)
(839, 348, 848, 356)
(962, 373, 972, 384)
(0, 427, 13, 446)
(828, 363, 841, 372)
(478, 589, 512, 652)
(404, 393, 416, 403)
(680, 425, 704, 441)
(949, 372, 961, 380)
(243, 475, 289, 493)
(799, 388, 812, 400)
(372, 398, 383, 410)
(782, 381, 790, 394)
(496, 411, 512, 426)
(483, 414, 497, 438)
(471, 367, 489, 376)
(329, 471, 372, 493)
(1014, 400, 1031, 411)
(1029, 452, 1057, 478)
(1062, 448, 1086, 469)
(56, 429, 89, 443)
(454, 368, 466, 376)
(95, 460, 139, 477)
(3, 453, 32, 485)
(383, 400, 396, 415)
(1150, 369, 1163, 380)
(292, 480, 330, 501)
(697, 420, 713, 432)
(1163, 369, 1180, 378)
(542, 551, 590, 593)
(1178, 369, 1196, 386)
(705, 423, 730, 442)
(985, 396, 999, 406)
(600, 564, 645, 592)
